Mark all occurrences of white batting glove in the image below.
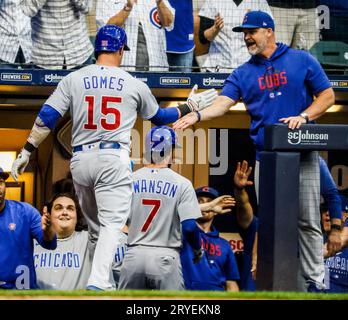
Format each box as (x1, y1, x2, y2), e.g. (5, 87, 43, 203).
(11, 149, 31, 181)
(186, 85, 218, 112)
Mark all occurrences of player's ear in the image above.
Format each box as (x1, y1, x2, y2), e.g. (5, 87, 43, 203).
(119, 47, 124, 56)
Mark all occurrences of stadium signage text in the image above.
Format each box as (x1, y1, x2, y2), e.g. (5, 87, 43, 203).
(160, 77, 190, 85)
(1, 73, 32, 82)
(44, 74, 65, 83)
(203, 77, 225, 87)
(288, 130, 329, 145)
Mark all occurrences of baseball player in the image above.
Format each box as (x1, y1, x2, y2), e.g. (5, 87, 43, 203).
(174, 10, 335, 292)
(0, 167, 56, 289)
(180, 186, 240, 291)
(11, 25, 217, 290)
(118, 126, 205, 290)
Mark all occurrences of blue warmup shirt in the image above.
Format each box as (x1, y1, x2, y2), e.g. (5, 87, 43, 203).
(233, 216, 258, 291)
(320, 157, 342, 220)
(0, 200, 57, 289)
(165, 0, 195, 53)
(325, 219, 348, 293)
(181, 225, 240, 291)
(221, 43, 332, 159)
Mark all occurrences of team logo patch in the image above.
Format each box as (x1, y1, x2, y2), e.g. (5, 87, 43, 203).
(149, 7, 162, 29)
(101, 40, 108, 47)
(8, 223, 16, 231)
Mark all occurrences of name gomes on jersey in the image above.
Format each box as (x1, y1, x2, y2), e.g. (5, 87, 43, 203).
(133, 179, 178, 198)
(34, 252, 82, 269)
(83, 75, 125, 91)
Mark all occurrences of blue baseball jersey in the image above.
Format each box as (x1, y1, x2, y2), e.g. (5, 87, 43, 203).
(325, 219, 348, 293)
(0, 200, 57, 289)
(181, 225, 240, 291)
(233, 216, 258, 291)
(320, 157, 342, 220)
(165, 0, 195, 53)
(221, 43, 332, 159)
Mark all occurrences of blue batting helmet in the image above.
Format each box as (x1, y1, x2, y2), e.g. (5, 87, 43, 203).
(95, 25, 130, 53)
(145, 126, 180, 154)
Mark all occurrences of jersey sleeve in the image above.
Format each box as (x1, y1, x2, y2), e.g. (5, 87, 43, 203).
(220, 70, 242, 102)
(45, 75, 72, 116)
(223, 245, 240, 281)
(198, 0, 216, 20)
(305, 52, 332, 95)
(136, 81, 159, 119)
(320, 157, 342, 220)
(177, 180, 202, 222)
(96, 0, 125, 28)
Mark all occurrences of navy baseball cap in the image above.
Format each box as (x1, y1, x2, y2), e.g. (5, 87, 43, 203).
(0, 167, 9, 181)
(195, 186, 219, 199)
(233, 11, 275, 32)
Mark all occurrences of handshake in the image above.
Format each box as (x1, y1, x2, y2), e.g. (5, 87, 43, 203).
(185, 84, 218, 112)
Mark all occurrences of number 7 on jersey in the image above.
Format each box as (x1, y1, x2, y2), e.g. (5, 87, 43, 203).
(141, 199, 161, 232)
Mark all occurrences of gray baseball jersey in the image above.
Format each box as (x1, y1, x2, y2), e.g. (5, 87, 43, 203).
(34, 231, 91, 290)
(44, 63, 160, 290)
(45, 64, 159, 151)
(127, 167, 202, 248)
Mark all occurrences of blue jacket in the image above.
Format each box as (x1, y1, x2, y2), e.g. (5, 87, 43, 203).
(221, 43, 332, 159)
(0, 200, 57, 289)
(320, 157, 342, 220)
(181, 225, 240, 291)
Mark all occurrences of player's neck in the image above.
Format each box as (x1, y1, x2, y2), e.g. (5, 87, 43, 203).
(145, 164, 169, 169)
(96, 56, 121, 67)
(198, 220, 213, 233)
(258, 43, 277, 59)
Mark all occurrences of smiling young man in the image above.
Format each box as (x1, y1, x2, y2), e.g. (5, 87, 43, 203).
(174, 10, 335, 292)
(34, 193, 91, 290)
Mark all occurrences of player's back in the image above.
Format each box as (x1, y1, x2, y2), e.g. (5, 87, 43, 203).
(127, 167, 201, 248)
(46, 64, 158, 150)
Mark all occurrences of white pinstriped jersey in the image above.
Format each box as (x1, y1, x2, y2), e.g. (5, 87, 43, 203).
(0, 0, 32, 63)
(20, 0, 93, 69)
(199, 0, 272, 72)
(96, 0, 175, 71)
(127, 167, 202, 248)
(45, 64, 159, 149)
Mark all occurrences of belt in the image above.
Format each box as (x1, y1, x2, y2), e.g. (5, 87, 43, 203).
(73, 141, 121, 153)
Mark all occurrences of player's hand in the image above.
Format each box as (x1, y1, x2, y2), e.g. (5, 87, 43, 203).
(234, 161, 253, 189)
(42, 206, 56, 241)
(279, 116, 306, 130)
(326, 229, 342, 257)
(208, 195, 236, 215)
(192, 248, 204, 264)
(173, 112, 199, 130)
(213, 13, 224, 34)
(186, 86, 218, 112)
(11, 149, 31, 181)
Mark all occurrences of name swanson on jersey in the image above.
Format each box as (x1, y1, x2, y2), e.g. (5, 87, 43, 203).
(133, 179, 178, 198)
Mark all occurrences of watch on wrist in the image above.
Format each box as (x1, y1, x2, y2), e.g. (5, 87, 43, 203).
(331, 223, 341, 231)
(300, 112, 309, 123)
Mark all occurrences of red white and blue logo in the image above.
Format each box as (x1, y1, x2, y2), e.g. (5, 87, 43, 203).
(149, 7, 162, 29)
(8, 223, 16, 231)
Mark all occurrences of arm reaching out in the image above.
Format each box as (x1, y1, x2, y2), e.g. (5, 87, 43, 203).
(200, 195, 236, 214)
